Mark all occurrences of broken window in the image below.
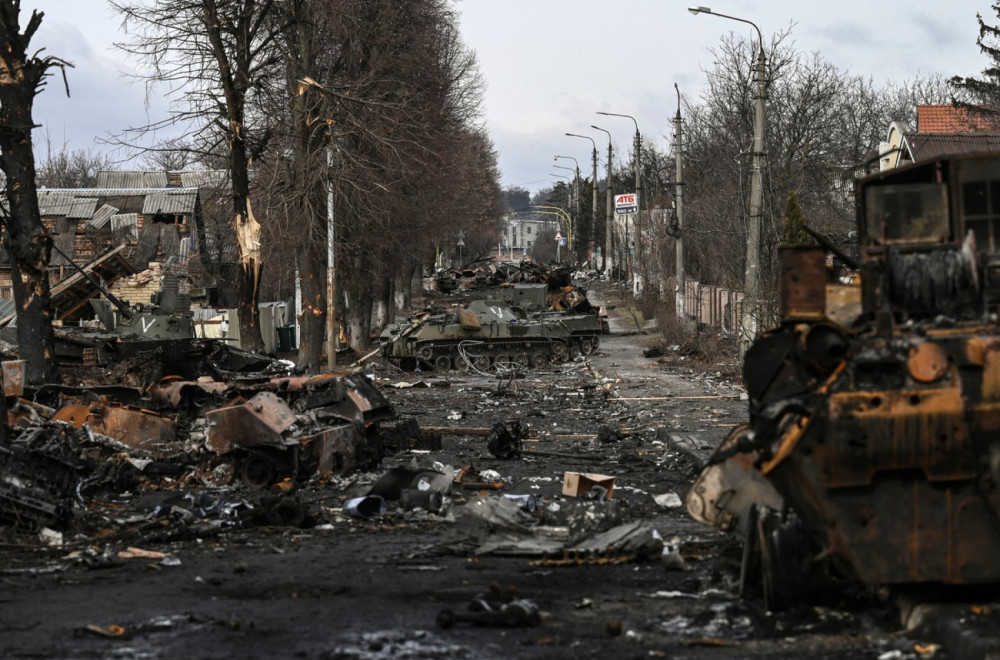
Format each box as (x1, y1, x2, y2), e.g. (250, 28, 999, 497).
(864, 183, 949, 246)
(961, 179, 1000, 253)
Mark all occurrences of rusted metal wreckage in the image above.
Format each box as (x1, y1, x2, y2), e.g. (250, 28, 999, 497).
(687, 152, 1000, 609)
(0, 342, 402, 529)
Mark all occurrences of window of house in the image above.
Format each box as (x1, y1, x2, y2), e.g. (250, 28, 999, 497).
(527, 226, 532, 235)
(865, 183, 949, 245)
(962, 178, 1000, 253)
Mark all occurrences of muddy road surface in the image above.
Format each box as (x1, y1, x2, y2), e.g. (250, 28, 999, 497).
(0, 291, 977, 659)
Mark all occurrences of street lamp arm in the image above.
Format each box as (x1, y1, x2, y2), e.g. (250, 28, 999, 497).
(596, 111, 638, 134)
(554, 154, 580, 170)
(565, 132, 596, 150)
(688, 6, 763, 50)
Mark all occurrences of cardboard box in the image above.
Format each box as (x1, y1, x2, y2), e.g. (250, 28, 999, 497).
(562, 472, 615, 499)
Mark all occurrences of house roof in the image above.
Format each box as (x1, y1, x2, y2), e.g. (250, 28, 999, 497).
(96, 171, 169, 188)
(905, 133, 1000, 161)
(37, 188, 200, 220)
(87, 204, 121, 229)
(179, 170, 228, 188)
(916, 105, 1000, 133)
(142, 189, 198, 215)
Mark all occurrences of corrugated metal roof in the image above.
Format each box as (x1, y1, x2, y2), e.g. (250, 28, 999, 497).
(37, 191, 78, 216)
(65, 197, 98, 219)
(86, 204, 120, 229)
(40, 187, 199, 197)
(96, 171, 169, 188)
(142, 189, 198, 215)
(179, 170, 228, 188)
(907, 134, 1000, 160)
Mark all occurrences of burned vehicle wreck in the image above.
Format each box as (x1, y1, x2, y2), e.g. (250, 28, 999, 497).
(687, 152, 1000, 609)
(0, 350, 400, 530)
(381, 297, 602, 372)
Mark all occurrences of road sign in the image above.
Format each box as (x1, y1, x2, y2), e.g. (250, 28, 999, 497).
(615, 193, 638, 215)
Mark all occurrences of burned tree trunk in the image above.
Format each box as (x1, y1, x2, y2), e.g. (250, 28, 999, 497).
(0, 3, 64, 386)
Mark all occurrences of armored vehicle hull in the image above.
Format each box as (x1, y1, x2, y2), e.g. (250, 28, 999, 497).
(383, 299, 600, 371)
(687, 152, 1000, 609)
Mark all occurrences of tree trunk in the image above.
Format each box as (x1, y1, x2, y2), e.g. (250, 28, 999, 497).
(0, 5, 59, 385)
(345, 283, 372, 353)
(373, 276, 393, 331)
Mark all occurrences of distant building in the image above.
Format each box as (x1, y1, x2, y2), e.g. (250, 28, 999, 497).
(497, 212, 558, 260)
(879, 105, 1000, 170)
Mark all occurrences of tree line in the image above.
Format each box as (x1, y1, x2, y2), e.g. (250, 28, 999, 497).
(516, 18, 997, 314)
(0, 0, 504, 383)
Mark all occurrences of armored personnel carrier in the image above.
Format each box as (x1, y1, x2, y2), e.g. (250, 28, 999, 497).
(686, 152, 1000, 609)
(382, 298, 599, 371)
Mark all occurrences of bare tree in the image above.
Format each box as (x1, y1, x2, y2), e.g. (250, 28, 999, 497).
(680, 31, 948, 309)
(112, 0, 286, 351)
(36, 137, 112, 188)
(0, 1, 69, 386)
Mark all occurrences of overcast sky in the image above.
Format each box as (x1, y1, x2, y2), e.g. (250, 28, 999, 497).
(26, 1, 996, 194)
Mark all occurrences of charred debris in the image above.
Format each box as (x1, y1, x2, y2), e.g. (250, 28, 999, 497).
(0, 258, 628, 552)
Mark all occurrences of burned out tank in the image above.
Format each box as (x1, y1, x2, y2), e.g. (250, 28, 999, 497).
(687, 152, 1000, 609)
(382, 298, 599, 371)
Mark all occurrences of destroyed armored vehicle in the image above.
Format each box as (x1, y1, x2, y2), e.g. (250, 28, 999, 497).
(507, 282, 610, 335)
(687, 151, 1000, 609)
(382, 298, 601, 371)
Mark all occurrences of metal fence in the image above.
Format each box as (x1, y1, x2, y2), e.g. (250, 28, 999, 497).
(683, 280, 779, 333)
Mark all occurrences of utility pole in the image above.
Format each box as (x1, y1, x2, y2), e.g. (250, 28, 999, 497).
(565, 132, 599, 264)
(592, 125, 614, 275)
(673, 84, 685, 320)
(597, 112, 642, 296)
(326, 149, 337, 369)
(690, 6, 766, 354)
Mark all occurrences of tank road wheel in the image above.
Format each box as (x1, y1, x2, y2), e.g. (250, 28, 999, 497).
(551, 342, 568, 361)
(531, 353, 550, 369)
(493, 355, 513, 368)
(460, 354, 490, 373)
(580, 337, 595, 355)
(417, 345, 434, 361)
(241, 453, 276, 490)
(591, 334, 600, 350)
(568, 343, 581, 360)
(434, 354, 453, 371)
(514, 354, 531, 368)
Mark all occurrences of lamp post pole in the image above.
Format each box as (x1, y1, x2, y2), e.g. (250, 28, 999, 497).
(673, 84, 686, 321)
(689, 5, 766, 353)
(565, 133, 598, 264)
(555, 155, 581, 259)
(591, 125, 614, 275)
(597, 111, 642, 295)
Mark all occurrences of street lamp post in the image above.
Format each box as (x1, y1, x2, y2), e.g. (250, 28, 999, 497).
(555, 155, 581, 259)
(673, 84, 686, 321)
(689, 5, 766, 353)
(591, 125, 614, 275)
(596, 111, 642, 295)
(565, 133, 598, 264)
(534, 204, 573, 254)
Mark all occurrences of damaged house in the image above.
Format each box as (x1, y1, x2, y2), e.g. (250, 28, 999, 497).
(0, 170, 275, 351)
